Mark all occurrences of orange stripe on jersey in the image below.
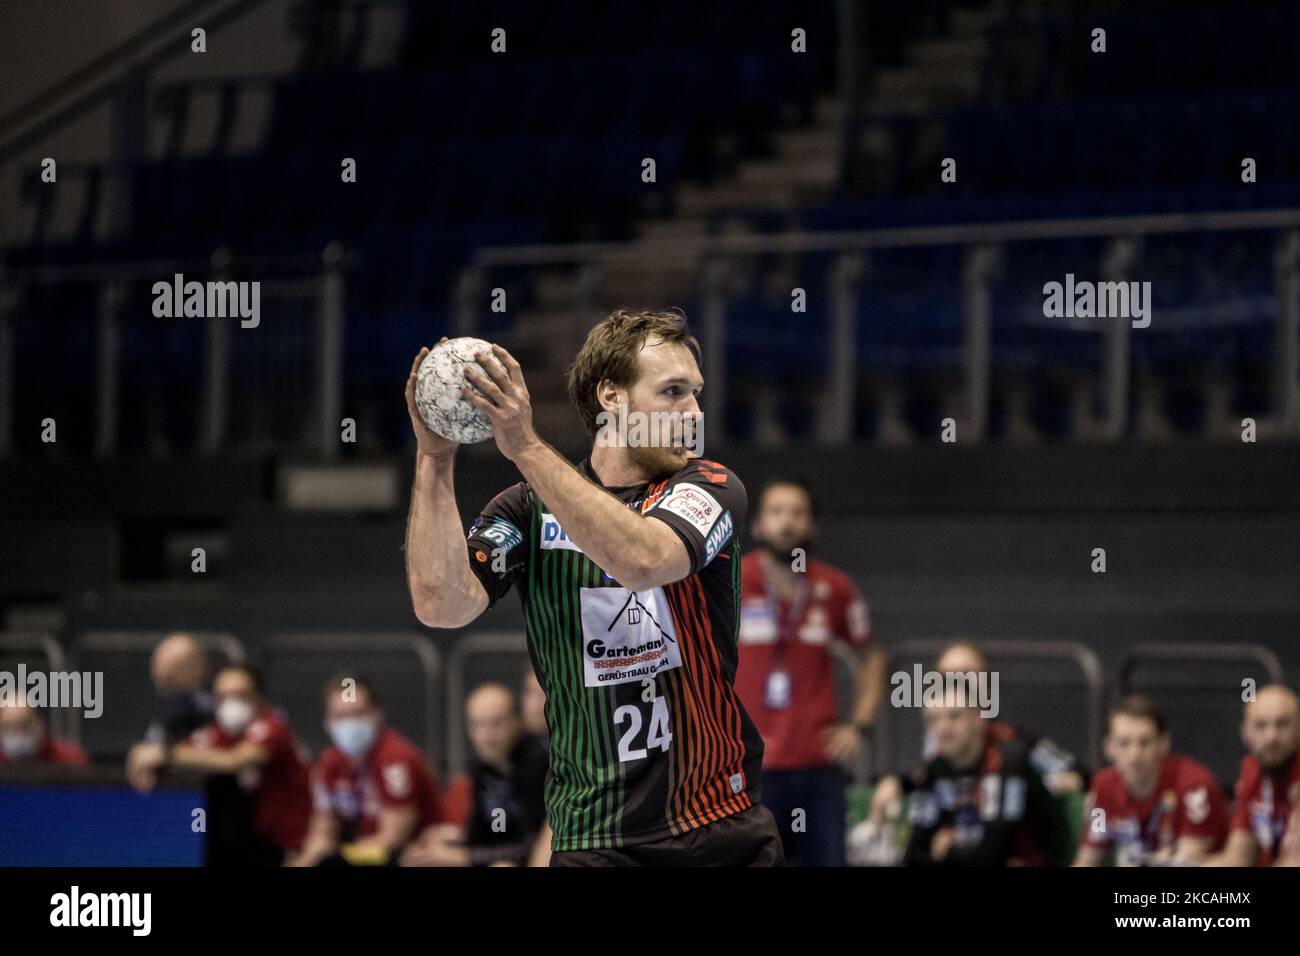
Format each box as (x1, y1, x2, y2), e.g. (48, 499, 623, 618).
(679, 581, 728, 825)
(694, 459, 730, 485)
(663, 574, 749, 830)
(681, 573, 749, 817)
(640, 479, 671, 514)
(662, 583, 714, 829)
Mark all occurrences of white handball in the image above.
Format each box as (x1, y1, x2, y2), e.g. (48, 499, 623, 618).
(413, 337, 506, 444)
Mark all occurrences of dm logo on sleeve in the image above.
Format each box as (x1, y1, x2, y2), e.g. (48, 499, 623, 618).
(540, 512, 584, 553)
(580, 587, 683, 687)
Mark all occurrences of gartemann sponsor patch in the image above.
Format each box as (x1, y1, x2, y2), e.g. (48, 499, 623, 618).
(579, 587, 682, 687)
(655, 483, 723, 538)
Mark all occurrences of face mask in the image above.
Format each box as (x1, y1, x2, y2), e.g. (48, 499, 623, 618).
(1, 730, 39, 761)
(216, 698, 256, 737)
(330, 716, 378, 759)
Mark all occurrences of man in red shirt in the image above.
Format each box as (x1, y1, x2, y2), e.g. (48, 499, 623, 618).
(1204, 684, 1300, 866)
(1075, 695, 1228, 866)
(296, 674, 444, 866)
(734, 477, 885, 865)
(167, 664, 312, 865)
(0, 696, 88, 766)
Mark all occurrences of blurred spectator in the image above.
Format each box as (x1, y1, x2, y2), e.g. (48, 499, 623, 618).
(295, 674, 444, 866)
(0, 695, 88, 766)
(1075, 695, 1228, 866)
(735, 477, 885, 866)
(402, 683, 548, 867)
(870, 641, 1083, 826)
(164, 665, 312, 866)
(1205, 685, 1300, 866)
(125, 633, 215, 790)
(520, 668, 549, 746)
(903, 689, 1069, 866)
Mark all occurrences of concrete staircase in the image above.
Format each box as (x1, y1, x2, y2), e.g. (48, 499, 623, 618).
(493, 7, 998, 440)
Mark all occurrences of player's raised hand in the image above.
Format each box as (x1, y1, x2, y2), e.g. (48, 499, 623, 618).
(406, 341, 459, 461)
(460, 344, 540, 462)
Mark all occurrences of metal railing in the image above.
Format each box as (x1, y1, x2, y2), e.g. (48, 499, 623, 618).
(459, 207, 1300, 445)
(1117, 642, 1284, 693)
(877, 638, 1105, 774)
(0, 244, 347, 458)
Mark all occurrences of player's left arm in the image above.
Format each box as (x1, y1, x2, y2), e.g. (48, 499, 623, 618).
(461, 345, 712, 590)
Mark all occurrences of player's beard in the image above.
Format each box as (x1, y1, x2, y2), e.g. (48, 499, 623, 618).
(626, 441, 688, 482)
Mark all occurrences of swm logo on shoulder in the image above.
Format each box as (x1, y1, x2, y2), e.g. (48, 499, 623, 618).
(580, 587, 682, 687)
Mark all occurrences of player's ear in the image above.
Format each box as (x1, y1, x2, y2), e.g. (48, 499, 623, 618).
(595, 378, 622, 413)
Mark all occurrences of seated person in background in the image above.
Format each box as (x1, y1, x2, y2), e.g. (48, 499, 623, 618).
(0, 695, 89, 766)
(520, 668, 549, 748)
(1204, 685, 1300, 867)
(126, 633, 215, 791)
(295, 674, 444, 866)
(402, 683, 548, 867)
(166, 664, 312, 865)
(871, 641, 1084, 825)
(903, 687, 1069, 866)
(1074, 695, 1228, 867)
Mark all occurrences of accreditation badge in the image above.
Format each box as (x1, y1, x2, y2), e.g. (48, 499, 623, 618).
(764, 668, 793, 710)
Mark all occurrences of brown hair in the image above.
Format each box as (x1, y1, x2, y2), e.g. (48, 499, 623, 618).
(1109, 694, 1167, 735)
(565, 308, 702, 437)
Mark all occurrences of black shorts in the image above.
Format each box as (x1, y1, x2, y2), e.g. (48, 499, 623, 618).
(549, 803, 784, 867)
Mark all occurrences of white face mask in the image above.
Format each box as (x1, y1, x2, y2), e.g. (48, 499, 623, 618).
(329, 716, 379, 759)
(216, 697, 256, 737)
(1, 730, 40, 761)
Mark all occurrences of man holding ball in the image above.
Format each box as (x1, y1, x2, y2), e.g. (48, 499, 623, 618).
(403, 309, 782, 866)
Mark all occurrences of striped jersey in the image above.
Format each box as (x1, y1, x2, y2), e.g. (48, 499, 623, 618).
(465, 456, 764, 851)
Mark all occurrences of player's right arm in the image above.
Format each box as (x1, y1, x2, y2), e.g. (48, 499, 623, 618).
(404, 345, 490, 628)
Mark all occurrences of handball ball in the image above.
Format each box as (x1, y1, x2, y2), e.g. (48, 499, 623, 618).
(414, 337, 505, 444)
